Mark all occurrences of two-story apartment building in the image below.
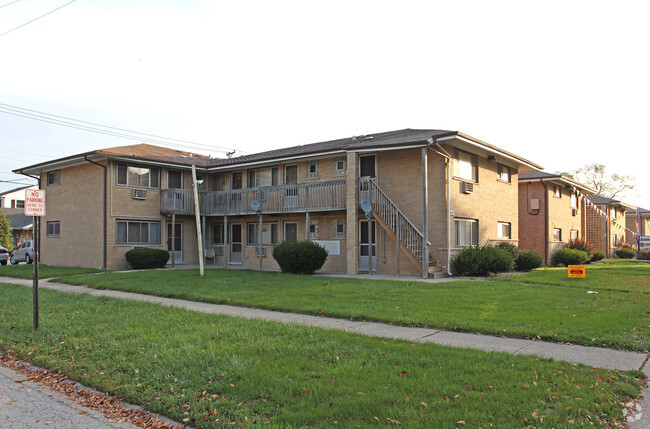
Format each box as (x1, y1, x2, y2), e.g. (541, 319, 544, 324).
(15, 129, 542, 276)
(518, 172, 596, 265)
(585, 195, 635, 257)
(625, 207, 649, 247)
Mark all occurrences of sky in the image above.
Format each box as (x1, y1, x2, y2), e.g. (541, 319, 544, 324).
(1, 0, 649, 209)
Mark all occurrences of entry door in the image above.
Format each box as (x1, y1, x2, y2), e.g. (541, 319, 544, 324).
(284, 165, 298, 208)
(359, 220, 376, 272)
(230, 223, 242, 263)
(284, 222, 298, 242)
(166, 222, 183, 263)
(230, 172, 242, 212)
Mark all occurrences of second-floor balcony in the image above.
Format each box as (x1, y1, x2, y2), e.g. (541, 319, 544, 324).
(161, 179, 347, 216)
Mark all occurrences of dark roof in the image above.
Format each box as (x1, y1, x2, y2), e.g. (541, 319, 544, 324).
(0, 185, 34, 196)
(626, 207, 650, 215)
(586, 195, 636, 209)
(518, 171, 596, 194)
(5, 213, 32, 230)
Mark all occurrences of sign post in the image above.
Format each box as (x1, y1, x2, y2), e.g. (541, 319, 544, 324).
(25, 189, 46, 330)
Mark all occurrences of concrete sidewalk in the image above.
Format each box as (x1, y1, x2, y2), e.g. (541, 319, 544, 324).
(1, 275, 649, 427)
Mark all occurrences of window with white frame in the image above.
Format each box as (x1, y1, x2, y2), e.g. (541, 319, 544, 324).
(248, 167, 278, 188)
(553, 228, 562, 242)
(455, 218, 478, 246)
(117, 163, 160, 188)
(333, 220, 346, 239)
(195, 172, 206, 189)
(570, 193, 577, 208)
(247, 222, 278, 246)
(497, 222, 511, 239)
(553, 185, 562, 198)
(46, 221, 60, 237)
(167, 169, 183, 189)
(47, 170, 61, 186)
(570, 230, 579, 240)
(334, 157, 346, 176)
(306, 160, 319, 179)
(309, 220, 319, 240)
(497, 164, 511, 183)
(454, 150, 478, 182)
(116, 220, 160, 245)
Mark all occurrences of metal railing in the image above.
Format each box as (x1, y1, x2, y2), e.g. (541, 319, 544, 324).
(360, 178, 426, 264)
(161, 180, 347, 216)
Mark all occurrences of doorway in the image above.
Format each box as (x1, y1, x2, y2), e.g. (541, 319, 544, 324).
(166, 222, 183, 263)
(230, 223, 242, 263)
(359, 220, 376, 272)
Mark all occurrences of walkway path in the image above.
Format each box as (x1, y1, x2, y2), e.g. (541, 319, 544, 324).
(1, 275, 648, 427)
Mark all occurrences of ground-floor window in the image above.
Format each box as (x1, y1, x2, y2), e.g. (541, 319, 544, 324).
(497, 221, 511, 239)
(333, 220, 346, 239)
(247, 222, 278, 246)
(455, 218, 478, 246)
(46, 221, 60, 237)
(116, 220, 160, 245)
(213, 224, 224, 244)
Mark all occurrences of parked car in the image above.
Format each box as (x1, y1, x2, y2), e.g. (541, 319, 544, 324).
(10, 240, 34, 264)
(0, 245, 8, 265)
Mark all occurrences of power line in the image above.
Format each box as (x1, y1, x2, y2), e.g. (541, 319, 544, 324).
(0, 103, 246, 155)
(0, 0, 76, 39)
(0, 1, 21, 10)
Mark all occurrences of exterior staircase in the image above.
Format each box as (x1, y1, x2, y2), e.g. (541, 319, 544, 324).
(360, 178, 446, 278)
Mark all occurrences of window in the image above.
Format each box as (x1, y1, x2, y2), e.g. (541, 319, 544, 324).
(309, 220, 319, 240)
(359, 155, 376, 178)
(570, 193, 577, 208)
(116, 220, 161, 245)
(497, 165, 510, 183)
(333, 220, 346, 239)
(12, 200, 25, 209)
(195, 173, 206, 189)
(306, 161, 319, 179)
(117, 163, 160, 188)
(455, 219, 478, 246)
(553, 185, 562, 198)
(248, 167, 279, 188)
(213, 224, 224, 244)
(454, 150, 478, 182)
(247, 223, 278, 245)
(47, 171, 61, 186)
(553, 228, 562, 242)
(334, 157, 346, 176)
(497, 222, 511, 239)
(168, 170, 183, 189)
(46, 221, 60, 237)
(212, 173, 225, 191)
(570, 230, 579, 240)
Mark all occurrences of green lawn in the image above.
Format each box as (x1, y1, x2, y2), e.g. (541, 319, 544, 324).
(51, 260, 650, 351)
(0, 264, 104, 279)
(0, 284, 643, 428)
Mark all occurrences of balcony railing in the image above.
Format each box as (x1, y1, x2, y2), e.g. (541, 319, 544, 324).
(161, 179, 347, 216)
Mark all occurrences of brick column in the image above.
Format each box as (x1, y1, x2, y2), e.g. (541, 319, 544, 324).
(346, 151, 359, 274)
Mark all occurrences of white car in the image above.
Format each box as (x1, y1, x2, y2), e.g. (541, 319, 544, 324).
(0, 245, 8, 265)
(10, 240, 34, 265)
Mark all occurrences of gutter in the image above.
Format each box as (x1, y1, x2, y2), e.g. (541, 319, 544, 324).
(85, 156, 107, 269)
(540, 179, 549, 265)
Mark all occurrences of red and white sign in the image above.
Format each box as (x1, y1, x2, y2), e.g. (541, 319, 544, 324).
(24, 189, 46, 216)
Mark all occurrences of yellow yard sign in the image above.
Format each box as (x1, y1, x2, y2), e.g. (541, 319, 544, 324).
(568, 265, 586, 278)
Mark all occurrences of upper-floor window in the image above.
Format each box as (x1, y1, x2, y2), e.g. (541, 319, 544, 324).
(47, 170, 61, 186)
(553, 185, 562, 198)
(116, 220, 160, 245)
(455, 218, 478, 246)
(570, 193, 578, 208)
(334, 157, 347, 176)
(167, 170, 183, 189)
(497, 164, 510, 183)
(195, 172, 206, 189)
(212, 173, 225, 191)
(570, 230, 579, 240)
(454, 149, 478, 182)
(46, 221, 60, 237)
(248, 167, 278, 188)
(117, 163, 160, 188)
(553, 228, 562, 242)
(306, 161, 319, 179)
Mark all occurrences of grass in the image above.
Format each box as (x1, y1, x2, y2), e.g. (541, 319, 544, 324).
(0, 264, 103, 279)
(0, 283, 644, 428)
(49, 260, 650, 351)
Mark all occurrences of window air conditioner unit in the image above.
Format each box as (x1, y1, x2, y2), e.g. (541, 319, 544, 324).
(572, 209, 578, 217)
(214, 246, 224, 256)
(461, 181, 474, 194)
(132, 189, 148, 200)
(255, 247, 267, 257)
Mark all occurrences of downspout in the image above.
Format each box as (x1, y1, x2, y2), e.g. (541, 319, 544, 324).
(85, 156, 108, 269)
(427, 138, 452, 276)
(540, 179, 549, 265)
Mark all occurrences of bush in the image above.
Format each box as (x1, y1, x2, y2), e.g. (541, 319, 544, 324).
(451, 245, 515, 276)
(591, 250, 605, 262)
(615, 248, 636, 259)
(565, 238, 594, 261)
(495, 242, 518, 258)
(637, 251, 650, 261)
(125, 248, 170, 269)
(515, 250, 543, 271)
(272, 241, 328, 275)
(551, 248, 589, 267)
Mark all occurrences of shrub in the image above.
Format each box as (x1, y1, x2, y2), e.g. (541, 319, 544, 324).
(451, 245, 515, 276)
(272, 241, 328, 275)
(551, 248, 589, 267)
(565, 238, 595, 261)
(615, 248, 636, 259)
(515, 250, 543, 271)
(591, 250, 605, 262)
(495, 242, 518, 258)
(125, 248, 170, 269)
(637, 251, 650, 261)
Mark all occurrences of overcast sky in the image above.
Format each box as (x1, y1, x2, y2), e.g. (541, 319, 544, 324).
(1, 0, 648, 209)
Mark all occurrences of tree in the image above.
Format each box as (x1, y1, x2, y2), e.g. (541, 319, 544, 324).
(573, 163, 636, 199)
(0, 210, 13, 252)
